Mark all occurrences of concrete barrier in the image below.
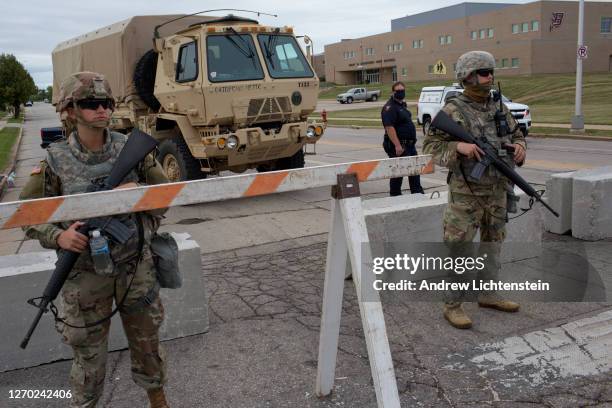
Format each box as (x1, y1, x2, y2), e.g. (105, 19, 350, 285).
(363, 188, 543, 264)
(544, 172, 574, 235)
(0, 232, 207, 372)
(572, 166, 612, 241)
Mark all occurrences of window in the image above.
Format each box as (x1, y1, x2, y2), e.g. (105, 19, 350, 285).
(471, 31, 477, 40)
(258, 34, 314, 79)
(398, 43, 403, 51)
(428, 65, 434, 73)
(602, 17, 612, 33)
(439, 36, 446, 45)
(501, 58, 509, 68)
(512, 24, 519, 34)
(207, 35, 264, 82)
(453, 63, 457, 72)
(176, 41, 198, 82)
(419, 39, 424, 48)
(365, 47, 375, 56)
(446, 35, 452, 44)
(401, 67, 408, 76)
(512, 58, 520, 68)
(392, 66, 397, 82)
(479, 29, 486, 39)
(522, 22, 529, 32)
(532, 21, 539, 31)
(488, 28, 494, 38)
(412, 40, 423, 48)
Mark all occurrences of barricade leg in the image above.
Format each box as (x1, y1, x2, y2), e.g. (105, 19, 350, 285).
(316, 174, 400, 408)
(316, 199, 349, 396)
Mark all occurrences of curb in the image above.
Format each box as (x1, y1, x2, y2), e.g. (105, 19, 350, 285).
(0, 124, 24, 200)
(528, 132, 612, 142)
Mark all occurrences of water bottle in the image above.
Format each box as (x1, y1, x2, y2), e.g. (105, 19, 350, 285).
(89, 230, 114, 276)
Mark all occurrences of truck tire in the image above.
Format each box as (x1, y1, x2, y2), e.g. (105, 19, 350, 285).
(423, 117, 431, 136)
(157, 135, 204, 182)
(134, 49, 161, 111)
(256, 149, 305, 172)
(347, 97, 353, 104)
(371, 94, 378, 102)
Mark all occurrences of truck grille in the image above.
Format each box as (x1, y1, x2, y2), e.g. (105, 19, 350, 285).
(247, 97, 291, 124)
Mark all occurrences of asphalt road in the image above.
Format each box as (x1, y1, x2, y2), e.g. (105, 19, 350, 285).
(2, 102, 612, 256)
(0, 103, 610, 408)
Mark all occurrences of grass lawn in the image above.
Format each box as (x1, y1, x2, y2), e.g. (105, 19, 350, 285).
(530, 127, 612, 138)
(320, 73, 612, 125)
(0, 127, 20, 172)
(7, 115, 24, 124)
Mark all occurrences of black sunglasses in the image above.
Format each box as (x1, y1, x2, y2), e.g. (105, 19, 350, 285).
(77, 99, 113, 110)
(475, 69, 494, 77)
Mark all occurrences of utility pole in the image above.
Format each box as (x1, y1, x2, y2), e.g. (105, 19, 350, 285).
(571, 0, 585, 133)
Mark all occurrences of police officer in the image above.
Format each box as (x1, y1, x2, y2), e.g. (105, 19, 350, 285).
(423, 51, 526, 329)
(381, 81, 425, 196)
(19, 72, 171, 408)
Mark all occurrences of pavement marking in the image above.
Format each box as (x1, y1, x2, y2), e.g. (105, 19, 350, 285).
(460, 310, 612, 386)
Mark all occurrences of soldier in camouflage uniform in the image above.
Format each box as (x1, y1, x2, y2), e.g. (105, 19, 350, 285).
(19, 72, 171, 407)
(423, 51, 527, 329)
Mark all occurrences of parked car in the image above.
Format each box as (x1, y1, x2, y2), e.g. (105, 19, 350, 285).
(24, 101, 33, 107)
(417, 84, 532, 136)
(336, 87, 381, 104)
(40, 127, 65, 149)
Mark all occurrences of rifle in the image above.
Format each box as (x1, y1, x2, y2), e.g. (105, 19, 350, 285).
(430, 110, 559, 218)
(20, 129, 158, 349)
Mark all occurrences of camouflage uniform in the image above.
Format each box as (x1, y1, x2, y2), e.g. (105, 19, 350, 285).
(423, 52, 526, 306)
(19, 72, 169, 408)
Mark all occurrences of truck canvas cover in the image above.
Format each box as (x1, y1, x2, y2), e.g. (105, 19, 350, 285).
(52, 15, 213, 104)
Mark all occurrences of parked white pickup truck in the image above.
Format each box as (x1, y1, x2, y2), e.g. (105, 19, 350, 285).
(336, 87, 381, 104)
(417, 84, 532, 136)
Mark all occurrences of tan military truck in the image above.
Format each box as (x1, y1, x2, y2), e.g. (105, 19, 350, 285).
(51, 14, 324, 181)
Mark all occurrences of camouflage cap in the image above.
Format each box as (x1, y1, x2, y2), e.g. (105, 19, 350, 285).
(455, 51, 496, 81)
(56, 72, 114, 112)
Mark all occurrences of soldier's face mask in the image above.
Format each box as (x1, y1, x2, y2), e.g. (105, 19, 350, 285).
(393, 89, 406, 100)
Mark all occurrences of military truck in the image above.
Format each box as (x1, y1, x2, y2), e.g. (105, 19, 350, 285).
(51, 14, 325, 181)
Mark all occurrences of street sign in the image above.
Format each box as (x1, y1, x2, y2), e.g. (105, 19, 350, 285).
(577, 45, 588, 59)
(433, 60, 446, 75)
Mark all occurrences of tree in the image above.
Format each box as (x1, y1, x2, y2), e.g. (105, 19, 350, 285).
(0, 54, 37, 118)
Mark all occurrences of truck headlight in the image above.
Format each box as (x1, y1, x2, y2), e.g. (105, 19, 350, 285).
(227, 135, 239, 149)
(306, 127, 316, 138)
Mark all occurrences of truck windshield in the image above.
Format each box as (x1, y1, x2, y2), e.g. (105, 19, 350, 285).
(207, 34, 264, 82)
(257, 34, 314, 79)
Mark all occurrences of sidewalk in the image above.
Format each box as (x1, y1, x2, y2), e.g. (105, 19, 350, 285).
(0, 232, 610, 407)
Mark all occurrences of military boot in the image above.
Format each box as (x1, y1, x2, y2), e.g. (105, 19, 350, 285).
(443, 303, 472, 329)
(147, 388, 169, 408)
(478, 294, 520, 313)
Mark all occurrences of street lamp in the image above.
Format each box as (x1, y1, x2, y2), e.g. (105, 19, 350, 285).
(571, 0, 585, 133)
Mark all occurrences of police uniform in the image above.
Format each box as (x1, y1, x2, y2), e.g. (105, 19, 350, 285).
(381, 97, 424, 196)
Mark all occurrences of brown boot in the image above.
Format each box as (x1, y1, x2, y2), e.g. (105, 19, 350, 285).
(147, 388, 169, 408)
(443, 303, 472, 329)
(478, 294, 520, 313)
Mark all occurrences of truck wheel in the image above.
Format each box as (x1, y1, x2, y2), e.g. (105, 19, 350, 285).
(157, 136, 204, 182)
(423, 117, 431, 136)
(277, 149, 305, 170)
(134, 49, 161, 111)
(347, 97, 353, 104)
(257, 149, 305, 172)
(371, 95, 378, 102)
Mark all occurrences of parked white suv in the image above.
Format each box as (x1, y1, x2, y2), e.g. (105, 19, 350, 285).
(417, 84, 532, 136)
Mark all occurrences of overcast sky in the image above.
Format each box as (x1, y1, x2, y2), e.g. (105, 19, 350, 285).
(1, 0, 537, 88)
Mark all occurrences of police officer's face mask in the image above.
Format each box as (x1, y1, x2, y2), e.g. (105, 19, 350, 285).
(393, 89, 406, 100)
